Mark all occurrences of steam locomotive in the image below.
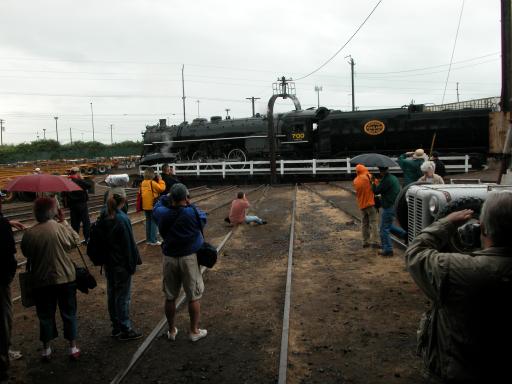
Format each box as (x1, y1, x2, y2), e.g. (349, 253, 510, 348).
(140, 101, 494, 166)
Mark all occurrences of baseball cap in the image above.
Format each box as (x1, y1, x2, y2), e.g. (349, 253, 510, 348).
(170, 183, 189, 201)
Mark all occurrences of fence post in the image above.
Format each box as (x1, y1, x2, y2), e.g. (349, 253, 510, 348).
(280, 160, 284, 175)
(196, 163, 200, 176)
(312, 159, 317, 175)
(250, 161, 254, 175)
(222, 162, 226, 179)
(346, 157, 351, 174)
(465, 155, 469, 173)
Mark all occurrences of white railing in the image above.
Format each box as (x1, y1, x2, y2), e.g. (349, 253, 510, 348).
(139, 155, 471, 178)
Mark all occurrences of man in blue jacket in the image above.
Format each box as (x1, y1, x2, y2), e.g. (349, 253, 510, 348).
(153, 183, 208, 342)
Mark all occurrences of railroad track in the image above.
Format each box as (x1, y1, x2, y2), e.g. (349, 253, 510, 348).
(109, 184, 270, 383)
(9, 183, 421, 383)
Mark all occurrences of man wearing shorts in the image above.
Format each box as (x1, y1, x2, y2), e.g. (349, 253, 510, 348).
(153, 183, 208, 342)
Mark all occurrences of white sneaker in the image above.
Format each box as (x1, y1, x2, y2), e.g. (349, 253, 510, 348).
(147, 241, 161, 246)
(189, 329, 207, 342)
(167, 327, 178, 341)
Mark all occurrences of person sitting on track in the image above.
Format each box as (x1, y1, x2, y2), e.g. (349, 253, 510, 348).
(153, 183, 208, 342)
(224, 191, 266, 226)
(405, 191, 512, 383)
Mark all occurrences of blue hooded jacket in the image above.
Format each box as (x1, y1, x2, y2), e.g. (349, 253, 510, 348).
(153, 196, 207, 257)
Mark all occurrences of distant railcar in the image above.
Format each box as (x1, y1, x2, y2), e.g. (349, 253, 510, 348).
(140, 101, 494, 166)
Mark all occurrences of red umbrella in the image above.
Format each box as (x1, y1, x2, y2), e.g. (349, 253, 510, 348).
(4, 174, 83, 193)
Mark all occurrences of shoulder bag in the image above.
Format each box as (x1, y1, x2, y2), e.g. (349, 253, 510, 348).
(75, 245, 97, 294)
(191, 206, 218, 268)
(19, 259, 35, 308)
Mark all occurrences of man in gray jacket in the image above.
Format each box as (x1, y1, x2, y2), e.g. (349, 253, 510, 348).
(405, 191, 512, 383)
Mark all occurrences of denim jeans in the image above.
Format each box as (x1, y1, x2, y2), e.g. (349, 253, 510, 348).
(380, 207, 407, 252)
(70, 202, 91, 242)
(0, 285, 12, 376)
(244, 215, 263, 225)
(34, 282, 77, 343)
(105, 266, 132, 333)
(144, 210, 157, 243)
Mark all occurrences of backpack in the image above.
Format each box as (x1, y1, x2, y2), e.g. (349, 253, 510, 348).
(87, 216, 112, 266)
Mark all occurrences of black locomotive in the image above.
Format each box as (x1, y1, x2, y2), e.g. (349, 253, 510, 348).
(140, 102, 493, 166)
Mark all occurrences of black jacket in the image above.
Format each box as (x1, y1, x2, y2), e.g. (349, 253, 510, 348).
(0, 214, 17, 285)
(161, 174, 180, 195)
(65, 177, 92, 206)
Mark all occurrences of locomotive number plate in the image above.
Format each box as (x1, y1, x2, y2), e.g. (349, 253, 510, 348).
(363, 120, 385, 135)
(291, 132, 305, 140)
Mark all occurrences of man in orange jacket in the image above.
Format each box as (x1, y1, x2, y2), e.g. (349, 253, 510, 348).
(353, 164, 379, 248)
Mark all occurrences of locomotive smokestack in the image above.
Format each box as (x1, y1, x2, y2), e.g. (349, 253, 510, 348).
(159, 119, 167, 128)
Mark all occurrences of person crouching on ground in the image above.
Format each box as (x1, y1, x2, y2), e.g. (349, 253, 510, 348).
(20, 198, 81, 361)
(405, 191, 512, 383)
(102, 188, 142, 341)
(418, 161, 444, 184)
(225, 192, 266, 225)
(153, 183, 208, 342)
(353, 164, 379, 249)
(370, 167, 407, 257)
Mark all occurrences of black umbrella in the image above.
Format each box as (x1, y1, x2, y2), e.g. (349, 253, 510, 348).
(349, 153, 398, 168)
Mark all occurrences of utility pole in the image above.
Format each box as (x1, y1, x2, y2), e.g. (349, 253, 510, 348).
(182, 64, 186, 123)
(456, 82, 460, 102)
(314, 86, 323, 108)
(69, 127, 73, 144)
(0, 119, 4, 146)
(245, 96, 261, 117)
(54, 116, 59, 143)
(110, 124, 113, 145)
(345, 55, 355, 111)
(43, 128, 46, 140)
(90, 102, 95, 141)
(502, 0, 511, 112)
(196, 100, 200, 118)
(225, 108, 230, 119)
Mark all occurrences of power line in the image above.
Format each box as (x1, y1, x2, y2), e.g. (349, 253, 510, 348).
(442, 0, 465, 104)
(295, 0, 383, 81)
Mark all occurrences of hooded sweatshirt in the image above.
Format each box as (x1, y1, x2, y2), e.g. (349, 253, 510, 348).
(353, 164, 375, 210)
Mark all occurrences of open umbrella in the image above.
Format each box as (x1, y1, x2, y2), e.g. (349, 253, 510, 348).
(350, 153, 398, 168)
(4, 174, 82, 193)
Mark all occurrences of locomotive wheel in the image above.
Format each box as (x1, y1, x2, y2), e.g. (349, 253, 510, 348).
(226, 148, 247, 169)
(437, 197, 484, 253)
(97, 165, 107, 174)
(191, 151, 214, 170)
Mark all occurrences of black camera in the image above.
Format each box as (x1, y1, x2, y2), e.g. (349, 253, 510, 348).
(457, 222, 481, 249)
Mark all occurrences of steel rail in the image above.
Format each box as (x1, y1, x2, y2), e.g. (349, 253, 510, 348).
(110, 185, 270, 384)
(277, 184, 298, 384)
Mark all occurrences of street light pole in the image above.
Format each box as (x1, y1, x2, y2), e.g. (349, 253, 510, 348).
(70, 127, 73, 144)
(0, 119, 4, 146)
(196, 100, 200, 118)
(110, 124, 113, 145)
(314, 86, 323, 108)
(43, 128, 46, 140)
(225, 108, 230, 119)
(54, 116, 59, 143)
(90, 102, 95, 141)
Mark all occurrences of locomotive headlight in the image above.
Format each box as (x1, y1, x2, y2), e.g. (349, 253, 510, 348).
(429, 195, 439, 215)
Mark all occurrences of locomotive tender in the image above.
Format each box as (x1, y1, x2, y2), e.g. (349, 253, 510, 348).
(140, 99, 495, 166)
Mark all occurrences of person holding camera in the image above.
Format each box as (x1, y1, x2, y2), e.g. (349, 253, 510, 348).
(405, 191, 512, 383)
(140, 167, 165, 246)
(153, 183, 208, 342)
(397, 148, 426, 186)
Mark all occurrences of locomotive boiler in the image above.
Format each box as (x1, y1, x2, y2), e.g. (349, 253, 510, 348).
(140, 97, 496, 167)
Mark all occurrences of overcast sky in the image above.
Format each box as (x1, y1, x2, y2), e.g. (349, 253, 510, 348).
(0, 0, 501, 145)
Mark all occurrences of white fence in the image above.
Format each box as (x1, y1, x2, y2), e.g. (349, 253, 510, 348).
(139, 156, 472, 178)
